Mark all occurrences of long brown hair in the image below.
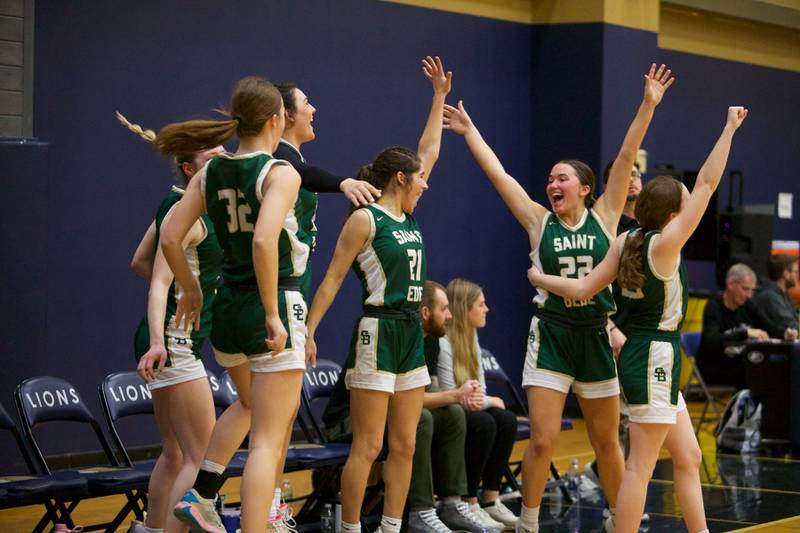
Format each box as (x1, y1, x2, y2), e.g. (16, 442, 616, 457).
(445, 278, 483, 387)
(154, 76, 282, 156)
(618, 176, 684, 290)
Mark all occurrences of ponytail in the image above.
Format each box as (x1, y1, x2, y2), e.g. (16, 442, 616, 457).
(116, 111, 156, 143)
(154, 118, 238, 157)
(618, 230, 646, 290)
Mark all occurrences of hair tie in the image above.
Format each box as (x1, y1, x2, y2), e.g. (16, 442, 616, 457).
(232, 115, 242, 123)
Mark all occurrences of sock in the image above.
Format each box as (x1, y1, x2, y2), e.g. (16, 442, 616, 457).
(441, 495, 461, 506)
(142, 527, 163, 533)
(193, 460, 225, 499)
(520, 504, 540, 528)
(270, 488, 281, 518)
(341, 520, 361, 533)
(380, 515, 402, 533)
(696, 530, 709, 533)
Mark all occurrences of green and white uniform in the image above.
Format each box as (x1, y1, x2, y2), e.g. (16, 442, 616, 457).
(278, 140, 319, 299)
(345, 204, 430, 393)
(134, 186, 223, 390)
(199, 151, 310, 373)
(617, 230, 688, 423)
(523, 209, 619, 398)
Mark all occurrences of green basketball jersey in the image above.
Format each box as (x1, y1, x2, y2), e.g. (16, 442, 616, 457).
(621, 231, 688, 332)
(278, 140, 319, 250)
(532, 209, 616, 319)
(201, 151, 311, 283)
(152, 187, 222, 337)
(352, 204, 426, 310)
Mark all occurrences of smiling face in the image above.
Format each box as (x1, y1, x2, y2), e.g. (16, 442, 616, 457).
(399, 166, 428, 214)
(547, 162, 590, 215)
(287, 88, 316, 143)
(467, 290, 489, 329)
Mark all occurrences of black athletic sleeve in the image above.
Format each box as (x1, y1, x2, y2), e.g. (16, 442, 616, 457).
(274, 143, 345, 193)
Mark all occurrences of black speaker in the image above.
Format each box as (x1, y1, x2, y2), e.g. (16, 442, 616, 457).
(716, 210, 773, 288)
(681, 171, 719, 261)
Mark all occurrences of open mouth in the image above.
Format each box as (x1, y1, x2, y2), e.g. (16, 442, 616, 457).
(550, 191, 564, 208)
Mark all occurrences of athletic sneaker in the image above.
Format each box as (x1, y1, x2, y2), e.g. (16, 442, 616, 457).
(481, 499, 517, 529)
(470, 503, 505, 531)
(173, 489, 225, 533)
(604, 515, 615, 533)
(408, 508, 452, 533)
(514, 518, 538, 533)
(438, 501, 497, 533)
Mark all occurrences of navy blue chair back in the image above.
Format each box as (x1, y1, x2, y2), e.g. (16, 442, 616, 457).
(481, 349, 528, 416)
(98, 371, 155, 467)
(681, 331, 703, 357)
(211, 370, 239, 411)
(301, 359, 343, 443)
(15, 376, 120, 473)
(100, 372, 153, 421)
(0, 400, 38, 474)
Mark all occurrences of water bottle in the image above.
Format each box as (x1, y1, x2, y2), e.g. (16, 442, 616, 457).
(335, 491, 342, 533)
(282, 478, 293, 502)
(567, 458, 581, 501)
(321, 503, 335, 533)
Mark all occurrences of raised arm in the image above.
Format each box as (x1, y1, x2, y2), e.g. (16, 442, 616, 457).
(656, 107, 748, 261)
(160, 175, 206, 331)
(528, 235, 623, 300)
(305, 209, 372, 366)
(417, 55, 451, 181)
(254, 164, 302, 353)
(444, 101, 548, 234)
(595, 63, 674, 228)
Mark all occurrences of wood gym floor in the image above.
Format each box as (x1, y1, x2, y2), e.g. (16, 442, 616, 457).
(1, 402, 798, 532)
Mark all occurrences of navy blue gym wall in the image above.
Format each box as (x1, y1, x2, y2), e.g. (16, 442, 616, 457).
(2, 1, 799, 470)
(0, 0, 534, 468)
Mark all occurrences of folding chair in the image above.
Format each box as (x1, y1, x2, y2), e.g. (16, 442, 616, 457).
(0, 401, 87, 533)
(98, 371, 157, 473)
(15, 376, 150, 532)
(294, 359, 354, 521)
(680, 331, 735, 434)
(481, 349, 572, 502)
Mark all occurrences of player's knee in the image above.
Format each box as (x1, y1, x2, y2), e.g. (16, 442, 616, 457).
(389, 433, 416, 462)
(673, 440, 702, 471)
(528, 431, 557, 459)
(353, 434, 385, 462)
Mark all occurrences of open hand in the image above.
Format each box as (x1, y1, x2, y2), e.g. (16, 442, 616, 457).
(443, 101, 473, 135)
(422, 55, 452, 96)
(643, 63, 675, 107)
(175, 282, 202, 332)
(340, 178, 381, 206)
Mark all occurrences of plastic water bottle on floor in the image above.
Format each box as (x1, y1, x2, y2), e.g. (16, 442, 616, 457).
(321, 503, 335, 533)
(567, 458, 581, 501)
(282, 478, 293, 501)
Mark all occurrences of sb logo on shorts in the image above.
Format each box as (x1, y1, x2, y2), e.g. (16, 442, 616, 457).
(292, 303, 305, 321)
(654, 367, 667, 382)
(360, 331, 371, 345)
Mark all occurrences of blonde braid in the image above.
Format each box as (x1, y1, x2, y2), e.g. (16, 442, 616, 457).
(115, 111, 157, 143)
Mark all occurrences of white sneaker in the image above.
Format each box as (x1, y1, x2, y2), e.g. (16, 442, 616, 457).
(514, 518, 537, 533)
(604, 516, 614, 533)
(470, 503, 505, 531)
(602, 508, 650, 524)
(480, 499, 517, 529)
(408, 508, 452, 533)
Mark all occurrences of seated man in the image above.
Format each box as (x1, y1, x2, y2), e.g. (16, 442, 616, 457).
(752, 254, 799, 340)
(323, 281, 495, 533)
(699, 263, 779, 388)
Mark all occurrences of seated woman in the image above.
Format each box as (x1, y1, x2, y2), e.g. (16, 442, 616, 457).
(437, 278, 518, 530)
